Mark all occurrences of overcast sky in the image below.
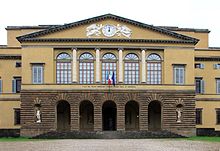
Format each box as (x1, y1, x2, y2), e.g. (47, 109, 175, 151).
(0, 0, 219, 47)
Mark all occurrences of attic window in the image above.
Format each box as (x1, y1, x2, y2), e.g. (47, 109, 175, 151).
(195, 63, 204, 69)
(15, 62, 21, 68)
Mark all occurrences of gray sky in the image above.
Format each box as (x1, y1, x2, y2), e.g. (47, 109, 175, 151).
(0, 0, 219, 47)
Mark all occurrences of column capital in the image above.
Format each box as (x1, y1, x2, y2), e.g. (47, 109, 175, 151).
(95, 48, 100, 51)
(72, 48, 77, 51)
(141, 48, 146, 51)
(118, 48, 123, 51)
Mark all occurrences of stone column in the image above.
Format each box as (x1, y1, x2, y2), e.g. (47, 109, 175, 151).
(95, 48, 100, 83)
(118, 48, 123, 83)
(71, 98, 79, 131)
(117, 101, 125, 131)
(139, 101, 148, 131)
(72, 48, 77, 83)
(141, 49, 146, 83)
(94, 103, 102, 131)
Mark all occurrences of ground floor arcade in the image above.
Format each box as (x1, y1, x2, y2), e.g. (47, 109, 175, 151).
(20, 90, 196, 137)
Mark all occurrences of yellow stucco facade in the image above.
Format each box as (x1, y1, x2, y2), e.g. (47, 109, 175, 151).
(0, 14, 219, 137)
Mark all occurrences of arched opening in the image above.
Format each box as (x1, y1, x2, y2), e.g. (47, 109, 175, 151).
(102, 101, 117, 131)
(125, 101, 139, 131)
(56, 53, 72, 84)
(57, 100, 70, 131)
(80, 100, 94, 131)
(148, 101, 161, 131)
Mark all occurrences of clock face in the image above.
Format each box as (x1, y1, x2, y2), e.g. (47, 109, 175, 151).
(102, 25, 116, 37)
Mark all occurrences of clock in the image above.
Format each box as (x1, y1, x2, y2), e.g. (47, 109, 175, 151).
(102, 24, 117, 37)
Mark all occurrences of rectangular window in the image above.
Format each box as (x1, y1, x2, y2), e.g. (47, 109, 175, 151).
(14, 108, 20, 125)
(173, 65, 185, 85)
(124, 62, 139, 84)
(32, 65, 43, 84)
(196, 108, 202, 125)
(195, 63, 204, 69)
(195, 77, 204, 94)
(12, 77, 21, 93)
(56, 62, 72, 84)
(102, 62, 117, 84)
(216, 109, 220, 124)
(15, 62, 22, 68)
(216, 79, 220, 94)
(147, 62, 162, 84)
(0, 79, 2, 93)
(214, 64, 220, 69)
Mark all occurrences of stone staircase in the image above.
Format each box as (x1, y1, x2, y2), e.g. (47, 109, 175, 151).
(32, 130, 185, 139)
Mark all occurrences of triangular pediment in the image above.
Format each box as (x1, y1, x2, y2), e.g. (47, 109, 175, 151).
(17, 14, 198, 44)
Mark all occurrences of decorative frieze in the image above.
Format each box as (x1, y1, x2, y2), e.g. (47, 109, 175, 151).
(86, 24, 132, 38)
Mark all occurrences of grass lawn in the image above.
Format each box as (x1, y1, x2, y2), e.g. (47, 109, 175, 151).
(0, 137, 45, 142)
(184, 136, 220, 142)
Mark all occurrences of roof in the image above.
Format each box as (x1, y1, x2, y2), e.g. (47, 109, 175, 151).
(6, 25, 54, 30)
(195, 47, 220, 51)
(157, 26, 210, 33)
(17, 14, 199, 44)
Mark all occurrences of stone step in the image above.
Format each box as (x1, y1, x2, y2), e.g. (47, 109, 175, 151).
(32, 130, 185, 139)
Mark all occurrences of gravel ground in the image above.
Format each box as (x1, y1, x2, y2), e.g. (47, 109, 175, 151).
(0, 139, 220, 151)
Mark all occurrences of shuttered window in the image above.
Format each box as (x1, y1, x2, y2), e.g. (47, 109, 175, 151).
(195, 78, 205, 94)
(216, 79, 220, 94)
(0, 79, 2, 93)
(12, 77, 21, 93)
(32, 65, 43, 84)
(173, 65, 185, 85)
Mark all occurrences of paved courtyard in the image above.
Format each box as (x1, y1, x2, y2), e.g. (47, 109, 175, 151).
(0, 139, 219, 151)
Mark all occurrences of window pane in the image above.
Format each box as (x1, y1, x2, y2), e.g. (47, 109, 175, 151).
(56, 62, 72, 84)
(147, 62, 162, 84)
(174, 65, 185, 84)
(33, 65, 43, 84)
(124, 62, 139, 84)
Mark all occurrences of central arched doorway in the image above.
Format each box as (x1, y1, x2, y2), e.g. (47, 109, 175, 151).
(57, 100, 70, 131)
(148, 101, 161, 131)
(125, 101, 139, 131)
(80, 100, 94, 131)
(102, 101, 117, 131)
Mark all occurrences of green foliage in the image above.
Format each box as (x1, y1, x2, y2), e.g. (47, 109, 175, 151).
(186, 136, 220, 142)
(0, 137, 46, 142)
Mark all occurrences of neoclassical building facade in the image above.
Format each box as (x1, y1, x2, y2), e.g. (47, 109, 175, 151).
(0, 14, 220, 137)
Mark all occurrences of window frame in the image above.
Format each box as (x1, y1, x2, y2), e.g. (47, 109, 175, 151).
(216, 108, 220, 125)
(124, 53, 140, 84)
(14, 108, 21, 125)
(79, 53, 94, 84)
(196, 108, 203, 125)
(101, 53, 117, 84)
(12, 77, 21, 93)
(216, 78, 220, 94)
(173, 65, 185, 85)
(56, 53, 72, 84)
(0, 79, 2, 93)
(195, 63, 204, 69)
(32, 64, 44, 84)
(195, 77, 205, 94)
(146, 53, 162, 84)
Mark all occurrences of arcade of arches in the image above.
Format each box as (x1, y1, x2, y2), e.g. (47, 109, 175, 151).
(56, 99, 161, 131)
(20, 91, 195, 137)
